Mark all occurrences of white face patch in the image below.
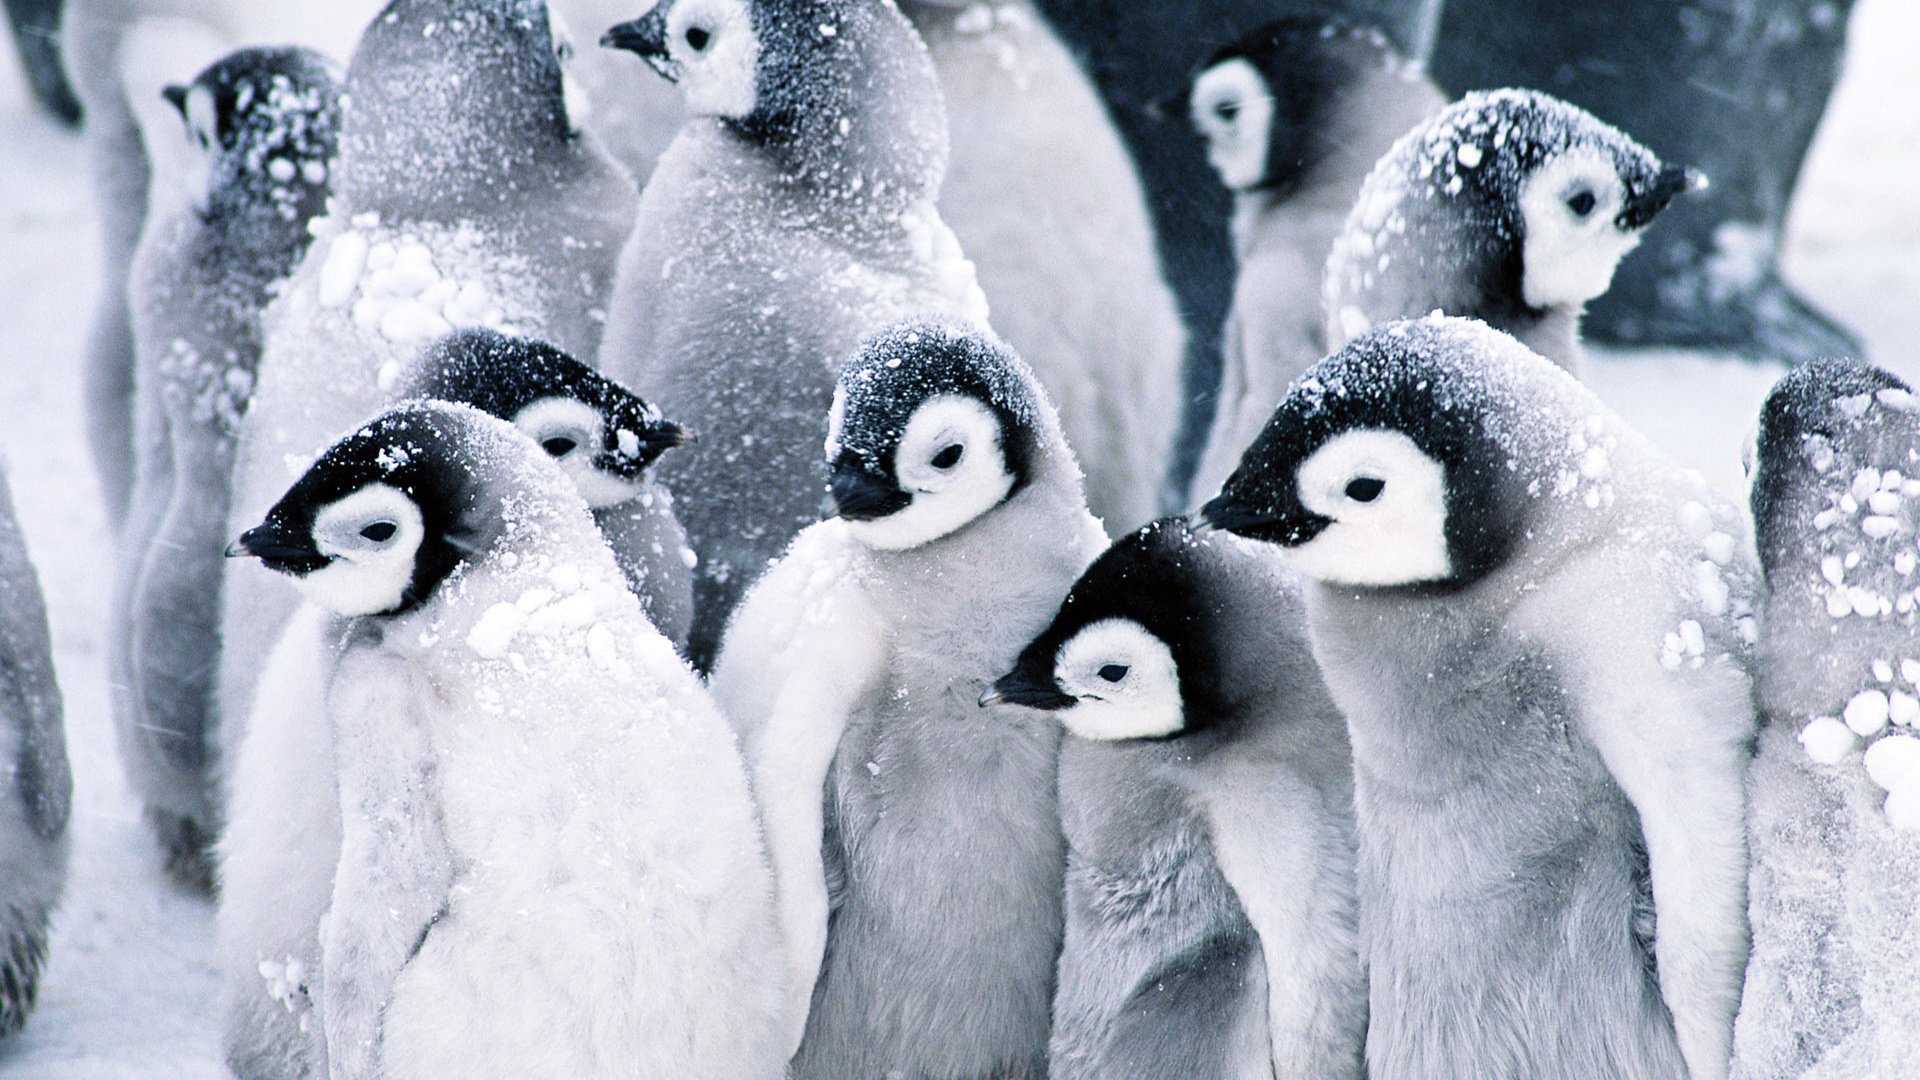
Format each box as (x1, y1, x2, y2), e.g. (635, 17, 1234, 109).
(1289, 429, 1452, 587)
(1053, 619, 1184, 742)
(1190, 58, 1274, 192)
(297, 484, 427, 616)
(1518, 146, 1642, 310)
(843, 395, 1015, 552)
(667, 0, 760, 119)
(512, 397, 641, 508)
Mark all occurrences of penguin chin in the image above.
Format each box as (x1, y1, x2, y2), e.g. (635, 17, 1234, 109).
(1517, 147, 1642, 310)
(292, 557, 417, 618)
(843, 471, 1014, 552)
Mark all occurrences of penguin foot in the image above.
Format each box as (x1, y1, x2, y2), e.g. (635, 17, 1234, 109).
(147, 808, 218, 895)
(1589, 270, 1864, 364)
(0, 908, 51, 1038)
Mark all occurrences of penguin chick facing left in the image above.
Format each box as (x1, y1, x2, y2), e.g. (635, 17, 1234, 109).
(1324, 89, 1699, 376)
(114, 45, 342, 891)
(1198, 315, 1758, 1080)
(989, 517, 1364, 1079)
(710, 320, 1107, 1078)
(227, 401, 788, 1080)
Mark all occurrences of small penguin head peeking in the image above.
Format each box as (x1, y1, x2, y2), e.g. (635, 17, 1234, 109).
(823, 320, 1041, 552)
(227, 405, 501, 618)
(1197, 316, 1546, 591)
(161, 46, 342, 220)
(397, 328, 692, 510)
(601, 0, 762, 120)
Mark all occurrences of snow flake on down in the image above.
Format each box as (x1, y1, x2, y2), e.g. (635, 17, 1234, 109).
(1800, 717, 1858, 765)
(1846, 689, 1892, 737)
(1660, 619, 1707, 670)
(314, 219, 510, 347)
(257, 955, 311, 1019)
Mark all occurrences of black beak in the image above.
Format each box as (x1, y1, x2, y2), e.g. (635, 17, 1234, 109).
(828, 461, 912, 522)
(600, 419, 694, 477)
(601, 11, 676, 79)
(162, 84, 189, 116)
(1620, 162, 1705, 229)
(1191, 493, 1329, 546)
(226, 523, 327, 575)
(980, 668, 1076, 710)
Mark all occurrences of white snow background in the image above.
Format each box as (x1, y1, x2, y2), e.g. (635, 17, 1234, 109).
(0, 2, 1916, 1076)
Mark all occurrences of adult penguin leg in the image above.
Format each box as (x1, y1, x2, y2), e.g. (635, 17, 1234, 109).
(4, 0, 82, 125)
(1429, 0, 1861, 362)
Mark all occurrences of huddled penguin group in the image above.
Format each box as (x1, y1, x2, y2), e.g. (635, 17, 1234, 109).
(0, 0, 1910, 1076)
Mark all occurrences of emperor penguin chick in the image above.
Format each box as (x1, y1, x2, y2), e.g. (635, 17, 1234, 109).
(1198, 315, 1759, 1080)
(220, 0, 637, 784)
(710, 321, 1106, 1077)
(1732, 360, 1920, 1079)
(599, 0, 992, 667)
(0, 471, 72, 1039)
(228, 401, 788, 1080)
(989, 518, 1364, 1079)
(1185, 15, 1445, 505)
(114, 45, 342, 890)
(1325, 89, 1698, 376)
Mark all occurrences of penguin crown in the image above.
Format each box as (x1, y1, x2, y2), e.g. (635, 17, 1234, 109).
(823, 320, 1040, 552)
(163, 47, 343, 217)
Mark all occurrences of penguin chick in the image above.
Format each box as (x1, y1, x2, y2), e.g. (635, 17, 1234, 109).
(1185, 14, 1445, 506)
(1197, 315, 1758, 1080)
(228, 401, 788, 1080)
(1324, 89, 1699, 376)
(989, 517, 1364, 1079)
(0, 470, 71, 1039)
(219, 0, 637, 815)
(114, 44, 342, 891)
(599, 0, 991, 667)
(709, 320, 1105, 1077)
(1732, 360, 1920, 1079)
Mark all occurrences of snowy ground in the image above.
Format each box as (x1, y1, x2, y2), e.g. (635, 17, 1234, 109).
(0, 2, 1914, 1077)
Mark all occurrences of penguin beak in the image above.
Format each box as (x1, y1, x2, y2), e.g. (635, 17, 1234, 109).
(1191, 494, 1330, 547)
(980, 669, 1076, 711)
(162, 84, 190, 116)
(598, 419, 694, 478)
(827, 461, 912, 522)
(226, 523, 328, 576)
(601, 10, 677, 81)
(1620, 162, 1705, 229)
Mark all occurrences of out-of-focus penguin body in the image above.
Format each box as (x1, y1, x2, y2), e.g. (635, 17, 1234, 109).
(219, 0, 636, 775)
(1185, 16, 1444, 506)
(1324, 89, 1696, 376)
(1732, 361, 1920, 1079)
(229, 402, 787, 1080)
(599, 0, 990, 667)
(113, 45, 340, 889)
(711, 322, 1103, 1077)
(992, 518, 1364, 1078)
(901, 0, 1185, 528)
(0, 471, 70, 1040)
(1199, 316, 1758, 1080)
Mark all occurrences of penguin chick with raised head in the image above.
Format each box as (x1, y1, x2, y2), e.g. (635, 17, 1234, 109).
(1185, 15, 1445, 505)
(710, 320, 1105, 1077)
(1732, 360, 1920, 1079)
(599, 0, 991, 667)
(113, 45, 341, 890)
(1325, 89, 1698, 376)
(1197, 315, 1758, 1080)
(989, 517, 1364, 1078)
(220, 0, 638, 801)
(228, 401, 788, 1080)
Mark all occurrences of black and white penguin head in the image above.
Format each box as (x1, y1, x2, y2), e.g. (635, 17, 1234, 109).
(227, 405, 509, 618)
(400, 328, 691, 510)
(601, 0, 763, 120)
(987, 519, 1237, 742)
(1197, 317, 1551, 591)
(160, 47, 342, 219)
(823, 320, 1041, 552)
(1187, 15, 1405, 196)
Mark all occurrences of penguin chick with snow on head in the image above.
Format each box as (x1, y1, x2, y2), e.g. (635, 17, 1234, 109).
(227, 401, 788, 1080)
(1325, 89, 1698, 377)
(599, 0, 990, 668)
(709, 320, 1105, 1077)
(989, 517, 1364, 1078)
(1732, 360, 1920, 1079)
(1184, 14, 1444, 505)
(1198, 315, 1757, 1080)
(113, 45, 341, 892)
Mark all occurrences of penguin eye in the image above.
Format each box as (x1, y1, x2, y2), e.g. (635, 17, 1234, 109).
(1213, 99, 1239, 122)
(1345, 477, 1386, 503)
(1097, 664, 1129, 683)
(1565, 189, 1597, 217)
(684, 25, 711, 51)
(931, 444, 964, 470)
(360, 521, 398, 543)
(541, 436, 580, 457)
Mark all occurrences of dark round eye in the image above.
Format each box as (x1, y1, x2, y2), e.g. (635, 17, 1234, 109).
(541, 436, 579, 457)
(360, 521, 398, 543)
(1097, 664, 1129, 683)
(684, 26, 711, 51)
(931, 444, 963, 470)
(1213, 100, 1239, 121)
(1345, 477, 1385, 503)
(1565, 189, 1597, 217)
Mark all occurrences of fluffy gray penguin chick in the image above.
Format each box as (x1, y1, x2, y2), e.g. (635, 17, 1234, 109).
(598, 0, 990, 668)
(113, 44, 341, 891)
(1185, 14, 1445, 507)
(1325, 89, 1698, 377)
(990, 517, 1364, 1078)
(1198, 315, 1757, 1080)
(0, 470, 71, 1040)
(228, 401, 788, 1080)
(1732, 360, 1920, 1078)
(710, 320, 1105, 1077)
